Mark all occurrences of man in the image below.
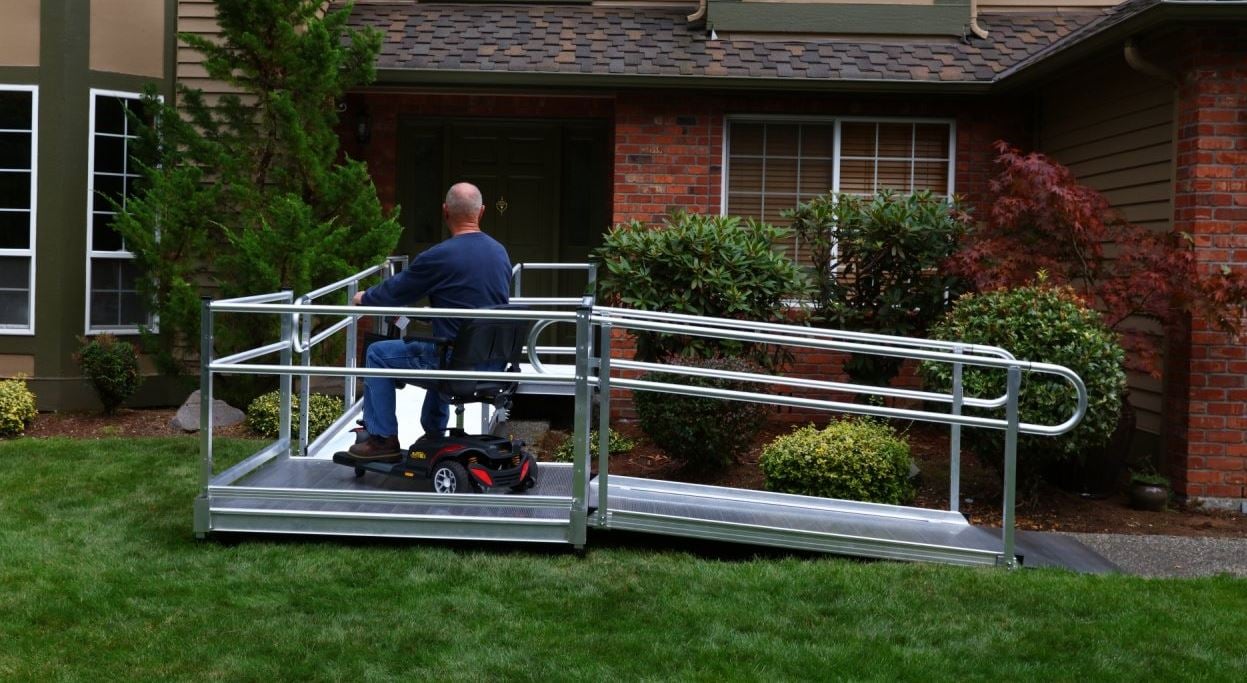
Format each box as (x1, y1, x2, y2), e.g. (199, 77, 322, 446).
(348, 182, 512, 460)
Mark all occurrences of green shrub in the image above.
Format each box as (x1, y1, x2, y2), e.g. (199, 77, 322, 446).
(551, 428, 636, 463)
(634, 356, 771, 469)
(919, 285, 1126, 479)
(758, 418, 914, 504)
(0, 376, 38, 438)
(246, 390, 343, 440)
(593, 211, 807, 370)
(786, 190, 970, 388)
(75, 334, 142, 415)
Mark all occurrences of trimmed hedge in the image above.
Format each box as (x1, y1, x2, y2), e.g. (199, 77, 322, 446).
(76, 334, 141, 415)
(0, 376, 37, 438)
(759, 418, 914, 504)
(246, 390, 343, 440)
(634, 356, 771, 470)
(920, 285, 1126, 478)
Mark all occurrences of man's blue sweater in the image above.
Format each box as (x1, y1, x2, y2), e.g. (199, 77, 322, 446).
(361, 232, 512, 340)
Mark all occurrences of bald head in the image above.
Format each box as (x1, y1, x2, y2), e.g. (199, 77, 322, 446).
(444, 183, 484, 229)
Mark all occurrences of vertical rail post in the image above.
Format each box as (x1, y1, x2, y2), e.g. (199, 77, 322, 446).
(1001, 365, 1021, 569)
(513, 265, 523, 298)
(194, 297, 214, 537)
(949, 346, 964, 513)
(569, 296, 593, 548)
(298, 295, 312, 456)
(345, 281, 358, 408)
(596, 320, 613, 526)
(279, 293, 294, 455)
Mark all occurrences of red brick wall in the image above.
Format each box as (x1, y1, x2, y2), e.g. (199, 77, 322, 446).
(1168, 27, 1247, 505)
(609, 90, 1028, 226)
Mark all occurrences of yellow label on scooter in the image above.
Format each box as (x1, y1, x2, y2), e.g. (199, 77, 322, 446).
(411, 451, 427, 460)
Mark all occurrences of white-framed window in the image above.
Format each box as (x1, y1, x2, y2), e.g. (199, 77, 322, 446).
(0, 84, 37, 335)
(722, 115, 956, 260)
(86, 89, 150, 334)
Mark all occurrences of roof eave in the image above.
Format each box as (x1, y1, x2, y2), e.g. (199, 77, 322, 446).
(995, 1, 1247, 91)
(372, 67, 995, 95)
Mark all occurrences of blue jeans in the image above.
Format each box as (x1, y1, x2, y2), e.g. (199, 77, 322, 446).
(362, 338, 447, 439)
(361, 338, 508, 439)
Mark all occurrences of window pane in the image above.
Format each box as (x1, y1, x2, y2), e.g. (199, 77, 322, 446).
(0, 132, 31, 169)
(92, 212, 124, 251)
(0, 211, 29, 249)
(839, 158, 873, 194)
(90, 292, 119, 327)
(728, 157, 763, 193)
(93, 135, 127, 173)
(91, 258, 119, 290)
(726, 193, 761, 220)
(840, 123, 875, 157)
(120, 292, 145, 325)
(0, 290, 29, 326)
(125, 97, 147, 128)
(95, 96, 127, 135)
(800, 125, 835, 159)
(0, 256, 29, 288)
(798, 159, 834, 198)
(0, 91, 32, 130)
(0, 171, 31, 209)
(877, 123, 913, 158)
(93, 174, 125, 211)
(876, 160, 911, 192)
(731, 123, 764, 156)
(913, 161, 949, 193)
(765, 157, 799, 197)
(914, 124, 950, 159)
(119, 260, 140, 290)
(765, 125, 799, 157)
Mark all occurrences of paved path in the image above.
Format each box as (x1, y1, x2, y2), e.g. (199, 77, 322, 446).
(1060, 532, 1247, 578)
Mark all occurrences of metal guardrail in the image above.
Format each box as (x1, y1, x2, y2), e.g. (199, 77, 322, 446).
(197, 261, 1087, 568)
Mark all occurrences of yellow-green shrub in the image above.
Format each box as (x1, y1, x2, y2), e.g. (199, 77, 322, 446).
(0, 376, 38, 438)
(759, 418, 914, 504)
(551, 428, 636, 463)
(246, 390, 342, 440)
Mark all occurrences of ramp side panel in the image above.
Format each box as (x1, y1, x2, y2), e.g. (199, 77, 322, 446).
(603, 510, 1001, 567)
(209, 507, 574, 543)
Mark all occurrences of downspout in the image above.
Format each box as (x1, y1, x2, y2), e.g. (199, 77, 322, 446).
(688, 0, 707, 25)
(1124, 37, 1178, 86)
(969, 0, 989, 40)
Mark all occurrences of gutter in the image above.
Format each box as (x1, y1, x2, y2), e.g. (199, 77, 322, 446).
(373, 67, 995, 96)
(996, 0, 1247, 90)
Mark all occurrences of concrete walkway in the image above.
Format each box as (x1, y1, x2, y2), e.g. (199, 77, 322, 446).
(1060, 533, 1247, 578)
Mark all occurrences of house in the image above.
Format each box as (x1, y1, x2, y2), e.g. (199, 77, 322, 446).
(2, 0, 1244, 508)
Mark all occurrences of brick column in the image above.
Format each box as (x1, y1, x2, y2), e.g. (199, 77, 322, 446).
(1169, 27, 1247, 508)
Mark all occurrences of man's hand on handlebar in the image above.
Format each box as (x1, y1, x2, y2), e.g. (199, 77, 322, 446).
(353, 291, 365, 306)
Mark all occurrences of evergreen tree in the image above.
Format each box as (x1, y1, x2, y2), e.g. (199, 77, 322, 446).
(115, 0, 400, 393)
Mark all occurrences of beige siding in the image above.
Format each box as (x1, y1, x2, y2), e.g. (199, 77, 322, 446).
(177, 0, 244, 100)
(90, 0, 165, 77)
(1037, 54, 1176, 437)
(0, 354, 35, 378)
(0, 0, 40, 67)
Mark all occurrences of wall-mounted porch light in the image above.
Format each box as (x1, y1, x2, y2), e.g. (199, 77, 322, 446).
(355, 106, 372, 145)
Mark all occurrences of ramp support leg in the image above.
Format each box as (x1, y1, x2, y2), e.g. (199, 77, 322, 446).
(1000, 365, 1021, 569)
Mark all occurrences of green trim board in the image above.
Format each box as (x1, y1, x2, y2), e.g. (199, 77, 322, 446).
(0, 67, 39, 83)
(706, 1, 971, 37)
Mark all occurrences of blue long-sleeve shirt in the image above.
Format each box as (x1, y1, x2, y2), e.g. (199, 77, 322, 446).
(361, 232, 512, 340)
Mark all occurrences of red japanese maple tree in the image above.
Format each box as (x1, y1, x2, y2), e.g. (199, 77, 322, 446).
(948, 141, 1247, 375)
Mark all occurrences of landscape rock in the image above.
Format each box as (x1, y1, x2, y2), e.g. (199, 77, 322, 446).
(171, 390, 246, 432)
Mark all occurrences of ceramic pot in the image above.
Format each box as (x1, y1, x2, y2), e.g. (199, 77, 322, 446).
(1129, 483, 1168, 511)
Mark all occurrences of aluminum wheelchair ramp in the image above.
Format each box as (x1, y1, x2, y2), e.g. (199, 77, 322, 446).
(590, 477, 1007, 567)
(203, 459, 577, 542)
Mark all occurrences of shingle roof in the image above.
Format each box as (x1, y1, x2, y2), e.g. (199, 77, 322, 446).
(344, 3, 1104, 87)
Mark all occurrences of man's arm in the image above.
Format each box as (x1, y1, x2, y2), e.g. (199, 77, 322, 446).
(354, 253, 438, 307)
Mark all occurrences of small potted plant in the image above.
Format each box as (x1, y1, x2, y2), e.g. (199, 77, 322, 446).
(1128, 468, 1170, 512)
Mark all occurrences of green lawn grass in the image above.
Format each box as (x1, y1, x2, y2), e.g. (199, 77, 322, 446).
(1, 437, 1245, 681)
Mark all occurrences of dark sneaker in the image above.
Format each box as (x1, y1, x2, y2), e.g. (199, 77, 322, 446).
(347, 435, 402, 461)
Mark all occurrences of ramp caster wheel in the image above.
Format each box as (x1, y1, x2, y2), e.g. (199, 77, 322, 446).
(354, 467, 365, 479)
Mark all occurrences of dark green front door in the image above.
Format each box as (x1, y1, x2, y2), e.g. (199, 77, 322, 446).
(395, 118, 610, 301)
